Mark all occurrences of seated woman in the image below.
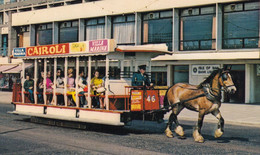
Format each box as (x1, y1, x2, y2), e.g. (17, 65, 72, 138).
(77, 71, 87, 107)
(67, 70, 76, 106)
(56, 69, 65, 105)
(24, 74, 34, 103)
(37, 71, 44, 103)
(90, 70, 105, 109)
(46, 71, 53, 104)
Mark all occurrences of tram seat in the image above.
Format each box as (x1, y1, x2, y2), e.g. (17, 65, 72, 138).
(22, 91, 33, 103)
(100, 95, 130, 110)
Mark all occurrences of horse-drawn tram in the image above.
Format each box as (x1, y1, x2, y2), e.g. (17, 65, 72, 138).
(9, 39, 170, 126)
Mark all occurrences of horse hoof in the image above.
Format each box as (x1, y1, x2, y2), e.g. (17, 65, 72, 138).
(214, 128, 224, 138)
(165, 128, 174, 138)
(193, 130, 204, 143)
(175, 126, 185, 137)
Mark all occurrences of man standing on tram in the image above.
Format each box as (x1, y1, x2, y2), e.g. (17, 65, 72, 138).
(132, 65, 153, 89)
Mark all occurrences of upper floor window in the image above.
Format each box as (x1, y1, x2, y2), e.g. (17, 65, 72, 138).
(112, 14, 135, 45)
(17, 25, 30, 47)
(10, 0, 17, 3)
(143, 10, 172, 51)
(0, 0, 3, 5)
(180, 6, 216, 51)
(223, 2, 260, 49)
(86, 18, 105, 41)
(36, 23, 53, 45)
(59, 20, 78, 43)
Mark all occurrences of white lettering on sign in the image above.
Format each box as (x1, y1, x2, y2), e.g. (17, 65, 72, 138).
(192, 65, 220, 75)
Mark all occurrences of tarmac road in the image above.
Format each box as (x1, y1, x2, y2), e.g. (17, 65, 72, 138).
(1, 102, 260, 154)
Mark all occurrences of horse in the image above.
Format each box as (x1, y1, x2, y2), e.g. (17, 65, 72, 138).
(164, 67, 236, 143)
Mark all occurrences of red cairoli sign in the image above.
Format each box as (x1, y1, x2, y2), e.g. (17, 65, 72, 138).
(26, 43, 69, 56)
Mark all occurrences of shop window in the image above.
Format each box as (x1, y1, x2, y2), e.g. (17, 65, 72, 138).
(151, 72, 167, 86)
(143, 10, 172, 51)
(59, 20, 78, 43)
(112, 14, 135, 45)
(173, 65, 189, 84)
(36, 23, 53, 45)
(223, 2, 260, 49)
(180, 6, 216, 51)
(86, 18, 105, 41)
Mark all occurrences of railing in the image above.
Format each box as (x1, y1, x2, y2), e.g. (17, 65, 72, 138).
(0, 47, 7, 57)
(180, 39, 216, 51)
(223, 37, 260, 49)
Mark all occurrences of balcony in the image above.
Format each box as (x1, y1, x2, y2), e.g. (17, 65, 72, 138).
(223, 37, 260, 49)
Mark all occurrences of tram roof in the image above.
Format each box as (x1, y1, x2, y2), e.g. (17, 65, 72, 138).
(12, 39, 171, 60)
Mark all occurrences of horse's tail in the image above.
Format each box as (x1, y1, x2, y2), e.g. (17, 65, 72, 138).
(163, 85, 173, 108)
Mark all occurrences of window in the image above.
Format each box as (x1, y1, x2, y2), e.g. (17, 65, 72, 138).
(0, 12, 3, 25)
(223, 2, 260, 49)
(173, 65, 189, 84)
(86, 18, 105, 41)
(36, 23, 53, 45)
(17, 25, 30, 47)
(1, 34, 8, 56)
(151, 66, 167, 86)
(59, 20, 78, 43)
(112, 14, 135, 45)
(151, 72, 167, 86)
(180, 6, 216, 51)
(0, 0, 4, 5)
(143, 10, 172, 51)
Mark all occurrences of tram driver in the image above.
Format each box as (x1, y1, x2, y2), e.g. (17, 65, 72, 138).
(132, 65, 153, 89)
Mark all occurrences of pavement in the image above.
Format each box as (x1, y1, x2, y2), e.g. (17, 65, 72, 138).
(1, 91, 260, 127)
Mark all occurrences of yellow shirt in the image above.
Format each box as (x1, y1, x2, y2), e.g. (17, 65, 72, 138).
(90, 77, 103, 95)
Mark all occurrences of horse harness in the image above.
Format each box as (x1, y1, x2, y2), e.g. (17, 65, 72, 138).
(148, 83, 221, 114)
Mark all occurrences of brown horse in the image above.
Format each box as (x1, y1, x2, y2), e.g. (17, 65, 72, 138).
(164, 67, 236, 143)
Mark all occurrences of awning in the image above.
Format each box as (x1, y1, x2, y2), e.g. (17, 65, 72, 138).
(0, 64, 18, 73)
(116, 44, 172, 54)
(2, 63, 33, 74)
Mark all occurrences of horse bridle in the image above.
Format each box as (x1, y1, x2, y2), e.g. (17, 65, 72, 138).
(219, 71, 235, 91)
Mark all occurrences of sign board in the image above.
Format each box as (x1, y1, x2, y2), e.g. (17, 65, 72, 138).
(89, 39, 108, 53)
(70, 42, 87, 53)
(192, 65, 220, 75)
(13, 48, 26, 57)
(26, 43, 70, 57)
(13, 39, 116, 57)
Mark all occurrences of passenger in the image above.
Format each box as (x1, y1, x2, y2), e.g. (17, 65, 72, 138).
(24, 74, 34, 103)
(67, 70, 76, 106)
(90, 70, 105, 109)
(46, 71, 53, 104)
(77, 70, 87, 107)
(37, 71, 44, 103)
(132, 65, 153, 89)
(56, 69, 64, 105)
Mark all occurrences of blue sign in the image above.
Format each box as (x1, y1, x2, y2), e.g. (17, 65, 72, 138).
(13, 48, 26, 57)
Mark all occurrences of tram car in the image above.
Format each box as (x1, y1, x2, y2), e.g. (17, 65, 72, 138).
(9, 39, 170, 126)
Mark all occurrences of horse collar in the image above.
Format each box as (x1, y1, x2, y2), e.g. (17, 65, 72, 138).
(202, 83, 221, 103)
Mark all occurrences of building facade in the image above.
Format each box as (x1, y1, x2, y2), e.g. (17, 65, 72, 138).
(0, 0, 259, 103)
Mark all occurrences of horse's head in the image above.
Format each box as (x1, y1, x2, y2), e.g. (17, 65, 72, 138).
(218, 68, 236, 94)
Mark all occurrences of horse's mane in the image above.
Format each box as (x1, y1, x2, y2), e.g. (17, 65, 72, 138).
(197, 69, 221, 89)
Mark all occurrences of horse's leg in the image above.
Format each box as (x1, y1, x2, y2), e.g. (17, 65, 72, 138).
(173, 104, 185, 137)
(211, 109, 224, 138)
(165, 112, 175, 138)
(165, 104, 185, 138)
(193, 110, 205, 143)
